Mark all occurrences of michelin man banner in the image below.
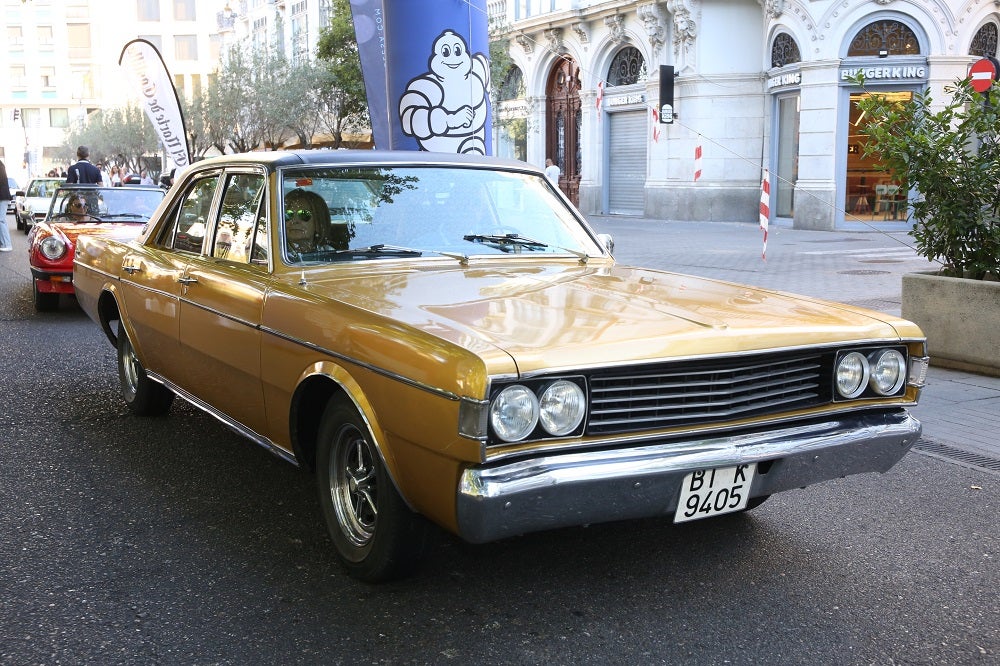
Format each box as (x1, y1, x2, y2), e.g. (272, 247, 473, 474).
(118, 38, 191, 169)
(350, 0, 492, 154)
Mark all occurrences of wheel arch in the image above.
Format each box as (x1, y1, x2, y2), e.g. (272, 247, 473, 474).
(96, 287, 123, 348)
(289, 367, 404, 500)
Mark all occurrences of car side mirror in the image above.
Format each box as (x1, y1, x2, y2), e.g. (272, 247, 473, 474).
(15, 190, 25, 197)
(597, 233, 615, 254)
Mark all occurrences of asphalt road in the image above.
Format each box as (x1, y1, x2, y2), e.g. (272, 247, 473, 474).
(1, 215, 997, 665)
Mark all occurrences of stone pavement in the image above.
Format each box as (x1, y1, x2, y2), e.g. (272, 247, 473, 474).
(587, 215, 1000, 472)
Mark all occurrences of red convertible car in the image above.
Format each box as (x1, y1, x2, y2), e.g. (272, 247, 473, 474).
(28, 185, 164, 311)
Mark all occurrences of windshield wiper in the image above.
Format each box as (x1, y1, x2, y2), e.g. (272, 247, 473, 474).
(330, 244, 423, 257)
(463, 233, 549, 251)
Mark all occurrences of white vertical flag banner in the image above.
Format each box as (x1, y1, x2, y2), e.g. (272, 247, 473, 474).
(118, 39, 191, 170)
(759, 169, 770, 260)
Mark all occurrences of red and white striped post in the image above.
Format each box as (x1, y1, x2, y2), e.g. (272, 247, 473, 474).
(759, 169, 770, 260)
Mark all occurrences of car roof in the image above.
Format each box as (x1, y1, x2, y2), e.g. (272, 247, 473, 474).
(188, 149, 541, 174)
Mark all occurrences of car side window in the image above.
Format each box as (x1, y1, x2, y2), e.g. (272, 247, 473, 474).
(162, 175, 219, 253)
(212, 173, 266, 265)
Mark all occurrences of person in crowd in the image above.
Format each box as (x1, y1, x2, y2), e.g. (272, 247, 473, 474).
(0, 159, 12, 252)
(66, 146, 102, 184)
(545, 158, 561, 183)
(284, 189, 334, 258)
(139, 170, 155, 186)
(109, 166, 123, 187)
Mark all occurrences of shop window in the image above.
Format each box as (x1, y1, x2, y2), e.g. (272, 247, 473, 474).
(970, 23, 998, 58)
(771, 33, 800, 68)
(848, 20, 920, 57)
(607, 47, 644, 87)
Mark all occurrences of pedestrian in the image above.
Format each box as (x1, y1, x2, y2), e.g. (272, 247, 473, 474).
(544, 158, 561, 183)
(110, 165, 123, 187)
(66, 146, 102, 184)
(0, 159, 12, 252)
(139, 170, 155, 186)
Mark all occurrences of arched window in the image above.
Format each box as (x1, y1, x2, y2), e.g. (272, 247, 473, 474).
(970, 22, 999, 58)
(499, 66, 525, 101)
(607, 46, 644, 86)
(771, 32, 800, 68)
(847, 20, 920, 57)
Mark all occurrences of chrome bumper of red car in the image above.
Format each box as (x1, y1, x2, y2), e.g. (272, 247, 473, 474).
(455, 410, 921, 543)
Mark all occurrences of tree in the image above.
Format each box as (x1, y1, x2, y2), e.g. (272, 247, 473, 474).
(314, 0, 369, 147)
(855, 74, 1000, 279)
(61, 104, 159, 174)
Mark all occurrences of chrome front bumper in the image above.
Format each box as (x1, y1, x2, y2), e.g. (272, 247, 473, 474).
(456, 410, 921, 543)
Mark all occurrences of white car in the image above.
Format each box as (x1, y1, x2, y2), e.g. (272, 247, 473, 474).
(16, 177, 64, 232)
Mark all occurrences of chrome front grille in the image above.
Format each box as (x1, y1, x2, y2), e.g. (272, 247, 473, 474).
(586, 352, 832, 435)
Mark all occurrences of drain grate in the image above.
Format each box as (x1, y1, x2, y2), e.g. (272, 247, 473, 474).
(913, 441, 1000, 475)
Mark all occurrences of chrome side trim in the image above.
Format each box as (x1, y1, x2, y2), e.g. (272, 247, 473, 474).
(73, 261, 119, 282)
(456, 410, 921, 543)
(146, 370, 299, 467)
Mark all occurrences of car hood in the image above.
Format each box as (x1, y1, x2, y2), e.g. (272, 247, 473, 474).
(292, 262, 920, 373)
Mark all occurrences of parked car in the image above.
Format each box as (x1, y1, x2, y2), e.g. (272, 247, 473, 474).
(6, 177, 18, 214)
(28, 184, 164, 311)
(16, 177, 64, 232)
(73, 150, 928, 582)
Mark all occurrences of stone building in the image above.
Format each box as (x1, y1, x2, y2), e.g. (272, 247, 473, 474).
(490, 0, 1000, 230)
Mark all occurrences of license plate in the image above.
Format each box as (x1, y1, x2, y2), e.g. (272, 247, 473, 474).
(674, 463, 756, 523)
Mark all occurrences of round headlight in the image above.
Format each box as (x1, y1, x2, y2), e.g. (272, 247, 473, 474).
(490, 385, 539, 442)
(39, 236, 67, 260)
(869, 349, 906, 395)
(538, 380, 586, 436)
(836, 351, 870, 399)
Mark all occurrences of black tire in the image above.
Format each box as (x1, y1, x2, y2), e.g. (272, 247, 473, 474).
(316, 397, 428, 582)
(32, 280, 59, 312)
(117, 327, 174, 416)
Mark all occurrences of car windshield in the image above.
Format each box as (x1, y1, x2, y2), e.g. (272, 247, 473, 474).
(28, 180, 62, 197)
(279, 165, 604, 263)
(49, 187, 163, 222)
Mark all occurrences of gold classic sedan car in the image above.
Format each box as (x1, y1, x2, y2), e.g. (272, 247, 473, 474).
(73, 150, 928, 582)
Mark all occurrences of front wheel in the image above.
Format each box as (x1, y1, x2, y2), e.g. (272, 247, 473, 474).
(117, 326, 174, 416)
(316, 397, 428, 582)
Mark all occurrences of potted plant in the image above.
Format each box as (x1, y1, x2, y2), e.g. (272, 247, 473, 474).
(854, 73, 1000, 375)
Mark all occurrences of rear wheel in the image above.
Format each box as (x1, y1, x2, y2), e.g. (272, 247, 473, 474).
(117, 327, 174, 416)
(32, 280, 59, 312)
(316, 397, 428, 582)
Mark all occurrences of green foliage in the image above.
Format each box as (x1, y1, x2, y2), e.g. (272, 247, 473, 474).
(854, 74, 1000, 279)
(314, 0, 370, 147)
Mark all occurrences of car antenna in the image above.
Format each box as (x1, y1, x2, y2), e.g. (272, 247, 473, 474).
(299, 270, 307, 286)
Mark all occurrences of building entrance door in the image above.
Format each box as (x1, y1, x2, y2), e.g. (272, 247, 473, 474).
(546, 57, 581, 206)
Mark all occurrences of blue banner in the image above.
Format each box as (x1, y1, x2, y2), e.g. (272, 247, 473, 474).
(353, 0, 492, 154)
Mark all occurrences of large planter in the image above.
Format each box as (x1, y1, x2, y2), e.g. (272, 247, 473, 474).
(902, 272, 1000, 376)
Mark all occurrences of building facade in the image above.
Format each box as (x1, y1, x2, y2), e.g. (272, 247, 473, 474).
(492, 0, 1000, 230)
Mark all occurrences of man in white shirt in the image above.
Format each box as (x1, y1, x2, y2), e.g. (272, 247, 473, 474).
(544, 158, 560, 183)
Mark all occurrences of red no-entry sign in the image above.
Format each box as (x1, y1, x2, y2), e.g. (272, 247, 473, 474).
(970, 57, 999, 93)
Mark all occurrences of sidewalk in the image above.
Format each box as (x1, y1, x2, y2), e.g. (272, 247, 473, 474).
(586, 215, 1000, 470)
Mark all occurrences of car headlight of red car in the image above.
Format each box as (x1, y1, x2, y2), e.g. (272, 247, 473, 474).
(39, 236, 68, 260)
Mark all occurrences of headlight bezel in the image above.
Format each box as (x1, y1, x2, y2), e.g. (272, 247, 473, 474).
(834, 345, 910, 401)
(488, 376, 588, 444)
(39, 235, 68, 261)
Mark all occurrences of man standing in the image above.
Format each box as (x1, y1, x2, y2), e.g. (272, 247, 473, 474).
(0, 159, 12, 252)
(544, 158, 561, 183)
(66, 146, 102, 184)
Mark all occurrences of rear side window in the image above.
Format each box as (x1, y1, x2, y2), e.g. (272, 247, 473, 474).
(160, 175, 219, 253)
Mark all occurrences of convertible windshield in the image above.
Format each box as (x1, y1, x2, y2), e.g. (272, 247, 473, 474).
(279, 165, 604, 263)
(49, 187, 164, 222)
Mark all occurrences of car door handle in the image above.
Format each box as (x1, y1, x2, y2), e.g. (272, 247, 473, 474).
(122, 259, 141, 275)
(177, 276, 199, 285)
